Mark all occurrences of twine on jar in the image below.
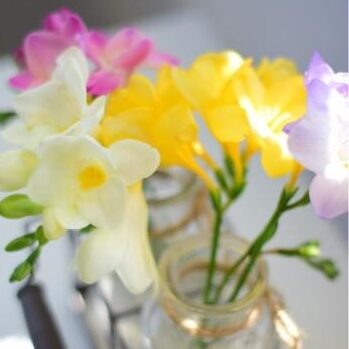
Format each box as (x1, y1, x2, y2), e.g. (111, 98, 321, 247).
(265, 288, 304, 349)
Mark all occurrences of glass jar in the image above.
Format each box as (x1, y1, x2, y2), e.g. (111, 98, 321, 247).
(145, 167, 213, 259)
(72, 168, 213, 349)
(142, 234, 280, 349)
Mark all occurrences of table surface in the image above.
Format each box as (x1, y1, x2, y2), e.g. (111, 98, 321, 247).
(0, 8, 347, 349)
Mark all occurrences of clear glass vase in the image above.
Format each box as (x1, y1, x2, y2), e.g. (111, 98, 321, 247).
(72, 168, 213, 349)
(142, 234, 280, 349)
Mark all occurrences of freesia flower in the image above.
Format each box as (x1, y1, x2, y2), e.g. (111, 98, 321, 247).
(0, 150, 37, 191)
(172, 51, 249, 144)
(26, 135, 160, 241)
(76, 184, 157, 292)
(236, 58, 306, 177)
(3, 47, 106, 149)
(98, 67, 214, 188)
(287, 53, 348, 219)
(9, 8, 86, 90)
(83, 28, 179, 95)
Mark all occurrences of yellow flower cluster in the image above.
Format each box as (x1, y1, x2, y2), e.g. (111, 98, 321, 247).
(101, 50, 306, 183)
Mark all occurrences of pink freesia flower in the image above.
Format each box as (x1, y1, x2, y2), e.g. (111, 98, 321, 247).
(82, 28, 179, 95)
(287, 53, 348, 219)
(9, 8, 87, 90)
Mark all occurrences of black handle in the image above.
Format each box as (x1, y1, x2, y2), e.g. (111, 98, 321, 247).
(17, 284, 66, 349)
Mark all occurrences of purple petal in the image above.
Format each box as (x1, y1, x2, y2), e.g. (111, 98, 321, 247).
(87, 70, 125, 95)
(305, 51, 334, 85)
(310, 174, 348, 219)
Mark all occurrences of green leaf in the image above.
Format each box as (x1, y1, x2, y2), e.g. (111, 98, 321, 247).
(9, 261, 32, 282)
(35, 226, 48, 246)
(0, 194, 43, 218)
(5, 233, 36, 252)
(0, 111, 16, 125)
(26, 247, 41, 265)
(224, 153, 235, 178)
(305, 257, 339, 280)
(209, 189, 222, 211)
(214, 169, 229, 192)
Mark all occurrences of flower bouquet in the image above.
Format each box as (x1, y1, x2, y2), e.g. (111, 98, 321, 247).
(0, 8, 347, 349)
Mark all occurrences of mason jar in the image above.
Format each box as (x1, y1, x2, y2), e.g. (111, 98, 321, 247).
(142, 234, 281, 349)
(73, 168, 213, 349)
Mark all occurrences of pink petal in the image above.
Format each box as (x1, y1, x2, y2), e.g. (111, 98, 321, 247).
(43, 7, 86, 39)
(8, 72, 38, 90)
(145, 51, 180, 67)
(13, 46, 26, 68)
(106, 27, 143, 54)
(81, 31, 108, 64)
(24, 31, 71, 80)
(113, 39, 152, 71)
(310, 174, 348, 219)
(87, 70, 125, 96)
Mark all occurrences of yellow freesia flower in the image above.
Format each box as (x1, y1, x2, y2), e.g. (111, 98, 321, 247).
(172, 51, 251, 144)
(98, 67, 214, 188)
(236, 58, 306, 177)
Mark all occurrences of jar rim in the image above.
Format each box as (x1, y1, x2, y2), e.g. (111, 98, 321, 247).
(158, 233, 268, 315)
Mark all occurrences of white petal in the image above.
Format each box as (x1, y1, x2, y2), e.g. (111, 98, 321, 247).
(42, 208, 66, 240)
(0, 150, 37, 191)
(108, 140, 160, 186)
(54, 204, 89, 230)
(52, 47, 89, 112)
(77, 176, 127, 230)
(2, 120, 56, 149)
(115, 185, 157, 293)
(67, 96, 106, 136)
(75, 230, 121, 284)
(310, 174, 348, 219)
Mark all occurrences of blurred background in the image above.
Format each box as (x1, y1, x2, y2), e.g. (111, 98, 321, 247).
(0, 0, 347, 70)
(0, 1, 347, 349)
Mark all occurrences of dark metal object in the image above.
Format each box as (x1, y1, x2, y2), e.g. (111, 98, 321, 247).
(18, 284, 66, 349)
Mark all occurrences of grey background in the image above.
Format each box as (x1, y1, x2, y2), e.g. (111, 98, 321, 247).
(0, 1, 347, 349)
(0, 0, 347, 71)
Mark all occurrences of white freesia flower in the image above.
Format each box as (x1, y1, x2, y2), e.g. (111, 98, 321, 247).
(26, 135, 160, 241)
(0, 149, 37, 191)
(76, 184, 157, 293)
(3, 47, 106, 149)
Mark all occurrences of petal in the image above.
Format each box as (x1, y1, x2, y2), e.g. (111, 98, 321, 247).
(112, 39, 152, 71)
(77, 176, 127, 230)
(205, 105, 249, 143)
(67, 95, 106, 136)
(54, 204, 88, 230)
(108, 139, 160, 186)
(23, 31, 69, 80)
(305, 52, 334, 85)
(42, 208, 66, 240)
(115, 185, 157, 293)
(87, 71, 125, 96)
(81, 30, 108, 64)
(261, 136, 297, 177)
(43, 8, 86, 37)
(106, 27, 143, 54)
(75, 230, 121, 284)
(146, 51, 180, 67)
(310, 175, 348, 219)
(0, 150, 37, 191)
(9, 72, 37, 91)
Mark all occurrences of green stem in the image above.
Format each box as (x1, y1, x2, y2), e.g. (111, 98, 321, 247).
(203, 207, 223, 304)
(227, 190, 293, 303)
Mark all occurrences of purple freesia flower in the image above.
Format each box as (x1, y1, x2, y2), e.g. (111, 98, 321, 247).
(9, 8, 87, 90)
(287, 52, 348, 219)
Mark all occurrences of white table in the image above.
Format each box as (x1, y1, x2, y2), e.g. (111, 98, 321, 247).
(0, 7, 347, 349)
